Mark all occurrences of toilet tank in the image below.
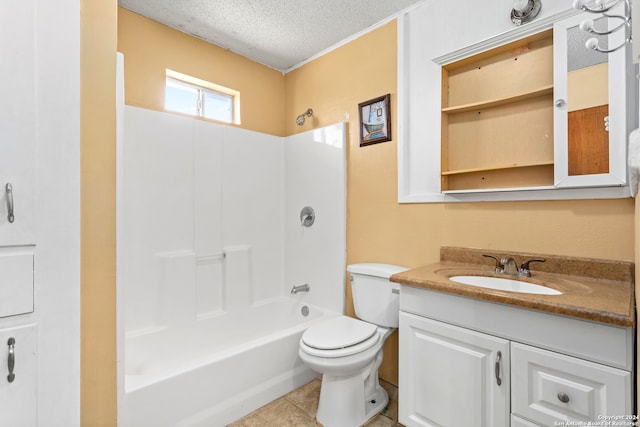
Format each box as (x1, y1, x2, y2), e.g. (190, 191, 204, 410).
(347, 263, 410, 328)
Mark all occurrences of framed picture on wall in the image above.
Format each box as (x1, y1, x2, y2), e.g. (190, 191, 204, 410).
(358, 94, 391, 147)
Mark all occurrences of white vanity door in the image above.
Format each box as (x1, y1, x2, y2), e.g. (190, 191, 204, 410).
(0, 0, 36, 245)
(399, 312, 510, 427)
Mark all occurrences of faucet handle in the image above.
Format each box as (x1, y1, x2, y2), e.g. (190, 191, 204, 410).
(482, 254, 504, 273)
(519, 258, 545, 276)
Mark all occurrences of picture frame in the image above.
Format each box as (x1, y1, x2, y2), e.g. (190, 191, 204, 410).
(358, 94, 391, 147)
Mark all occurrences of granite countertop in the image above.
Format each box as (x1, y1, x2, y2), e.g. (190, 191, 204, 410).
(390, 246, 635, 327)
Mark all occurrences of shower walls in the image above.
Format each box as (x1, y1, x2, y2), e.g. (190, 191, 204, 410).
(285, 124, 347, 313)
(120, 106, 346, 336)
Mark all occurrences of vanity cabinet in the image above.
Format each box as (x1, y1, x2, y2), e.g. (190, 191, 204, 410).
(399, 286, 634, 427)
(0, 0, 36, 319)
(0, 2, 38, 424)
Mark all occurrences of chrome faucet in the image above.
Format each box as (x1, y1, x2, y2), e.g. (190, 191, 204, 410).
(483, 254, 545, 277)
(500, 256, 519, 275)
(291, 283, 310, 294)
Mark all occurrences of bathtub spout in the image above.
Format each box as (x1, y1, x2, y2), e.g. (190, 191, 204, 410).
(291, 284, 310, 294)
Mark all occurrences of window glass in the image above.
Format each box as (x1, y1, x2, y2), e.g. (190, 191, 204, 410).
(165, 78, 199, 116)
(203, 90, 233, 123)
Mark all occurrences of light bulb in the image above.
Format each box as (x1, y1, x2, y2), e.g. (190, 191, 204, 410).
(585, 38, 599, 50)
(573, 0, 586, 10)
(579, 19, 594, 31)
(513, 0, 529, 11)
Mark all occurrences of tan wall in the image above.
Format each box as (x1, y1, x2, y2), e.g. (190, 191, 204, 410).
(117, 7, 286, 137)
(568, 62, 608, 112)
(285, 20, 635, 385)
(81, 0, 118, 425)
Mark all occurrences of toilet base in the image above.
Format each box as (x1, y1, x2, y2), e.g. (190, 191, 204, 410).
(364, 386, 389, 423)
(316, 367, 388, 427)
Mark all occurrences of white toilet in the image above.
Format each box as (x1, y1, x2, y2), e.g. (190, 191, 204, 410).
(298, 263, 409, 427)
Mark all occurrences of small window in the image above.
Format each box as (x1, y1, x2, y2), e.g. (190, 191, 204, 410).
(164, 70, 240, 124)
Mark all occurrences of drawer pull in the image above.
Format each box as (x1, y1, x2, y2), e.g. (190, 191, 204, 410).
(7, 337, 15, 383)
(557, 392, 570, 403)
(5, 183, 14, 223)
(494, 351, 502, 386)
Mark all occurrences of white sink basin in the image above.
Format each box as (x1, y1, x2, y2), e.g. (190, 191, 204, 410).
(449, 275, 562, 295)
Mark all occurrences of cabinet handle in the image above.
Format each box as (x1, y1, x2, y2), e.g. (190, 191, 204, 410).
(555, 99, 566, 108)
(557, 392, 570, 403)
(7, 337, 15, 383)
(5, 183, 14, 223)
(494, 351, 502, 386)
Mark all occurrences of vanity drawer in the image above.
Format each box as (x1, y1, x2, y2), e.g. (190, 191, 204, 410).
(511, 342, 631, 425)
(0, 253, 34, 318)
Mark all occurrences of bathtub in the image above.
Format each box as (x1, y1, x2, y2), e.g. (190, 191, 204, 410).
(122, 299, 338, 427)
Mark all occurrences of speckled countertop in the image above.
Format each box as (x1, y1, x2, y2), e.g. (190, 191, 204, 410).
(390, 246, 635, 327)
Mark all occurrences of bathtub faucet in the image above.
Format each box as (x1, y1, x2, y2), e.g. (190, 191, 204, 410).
(291, 283, 310, 294)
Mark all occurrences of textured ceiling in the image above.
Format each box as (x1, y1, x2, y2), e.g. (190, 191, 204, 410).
(118, 0, 425, 72)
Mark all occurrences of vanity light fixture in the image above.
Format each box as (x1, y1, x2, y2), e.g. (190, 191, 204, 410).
(511, 0, 542, 26)
(573, 0, 631, 53)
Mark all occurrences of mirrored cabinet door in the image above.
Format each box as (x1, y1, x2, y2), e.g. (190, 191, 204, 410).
(553, 7, 634, 188)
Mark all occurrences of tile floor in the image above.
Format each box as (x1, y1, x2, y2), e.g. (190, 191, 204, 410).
(228, 377, 402, 427)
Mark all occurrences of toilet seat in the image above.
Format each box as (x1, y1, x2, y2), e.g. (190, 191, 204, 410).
(300, 316, 380, 358)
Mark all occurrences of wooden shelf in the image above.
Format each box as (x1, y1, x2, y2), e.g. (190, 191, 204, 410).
(442, 161, 554, 176)
(440, 30, 554, 192)
(442, 85, 553, 114)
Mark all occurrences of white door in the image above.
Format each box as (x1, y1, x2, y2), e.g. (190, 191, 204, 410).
(553, 8, 632, 189)
(0, 324, 37, 426)
(399, 312, 510, 427)
(0, 0, 36, 245)
(0, 0, 38, 423)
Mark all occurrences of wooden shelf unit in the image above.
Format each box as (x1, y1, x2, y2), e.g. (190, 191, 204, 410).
(441, 30, 554, 192)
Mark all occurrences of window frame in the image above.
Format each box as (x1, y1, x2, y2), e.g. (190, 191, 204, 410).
(164, 69, 240, 124)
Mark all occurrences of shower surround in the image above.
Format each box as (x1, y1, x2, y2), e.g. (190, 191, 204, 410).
(117, 106, 346, 426)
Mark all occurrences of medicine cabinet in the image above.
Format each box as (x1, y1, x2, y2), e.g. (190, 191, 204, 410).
(398, 5, 636, 202)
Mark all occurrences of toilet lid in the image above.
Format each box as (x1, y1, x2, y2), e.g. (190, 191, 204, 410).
(302, 316, 377, 350)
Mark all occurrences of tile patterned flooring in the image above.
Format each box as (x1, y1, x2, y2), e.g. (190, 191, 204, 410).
(228, 377, 401, 427)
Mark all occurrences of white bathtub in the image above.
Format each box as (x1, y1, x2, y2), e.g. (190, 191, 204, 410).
(122, 300, 338, 427)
